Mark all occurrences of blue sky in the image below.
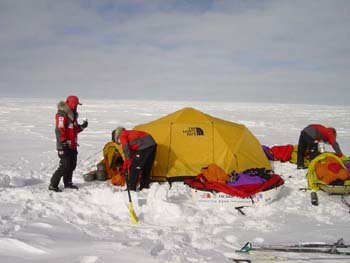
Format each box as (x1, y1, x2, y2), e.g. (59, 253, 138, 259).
(0, 0, 350, 105)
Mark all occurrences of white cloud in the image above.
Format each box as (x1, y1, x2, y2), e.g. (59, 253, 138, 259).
(0, 0, 350, 104)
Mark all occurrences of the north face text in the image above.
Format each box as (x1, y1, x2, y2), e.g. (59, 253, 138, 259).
(182, 127, 204, 136)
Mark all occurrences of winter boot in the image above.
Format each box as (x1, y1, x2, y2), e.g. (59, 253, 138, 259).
(48, 184, 62, 192)
(64, 183, 79, 190)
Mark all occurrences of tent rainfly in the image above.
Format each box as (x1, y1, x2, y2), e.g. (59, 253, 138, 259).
(134, 107, 271, 182)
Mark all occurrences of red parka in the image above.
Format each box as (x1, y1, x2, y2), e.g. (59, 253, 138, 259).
(55, 96, 83, 151)
(118, 130, 156, 161)
(303, 124, 342, 155)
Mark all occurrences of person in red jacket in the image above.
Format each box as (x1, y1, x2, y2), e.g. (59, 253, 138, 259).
(297, 124, 343, 169)
(49, 95, 88, 192)
(112, 127, 157, 191)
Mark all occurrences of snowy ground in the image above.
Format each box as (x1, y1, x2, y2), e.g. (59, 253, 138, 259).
(0, 98, 350, 263)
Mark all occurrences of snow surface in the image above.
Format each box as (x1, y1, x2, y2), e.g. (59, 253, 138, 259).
(0, 98, 350, 263)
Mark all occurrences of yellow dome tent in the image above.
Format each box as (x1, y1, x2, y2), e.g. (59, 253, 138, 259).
(134, 107, 271, 182)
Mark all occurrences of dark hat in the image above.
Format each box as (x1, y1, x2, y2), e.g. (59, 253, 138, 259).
(112, 127, 125, 142)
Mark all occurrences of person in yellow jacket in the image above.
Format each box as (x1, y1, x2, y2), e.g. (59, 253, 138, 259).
(99, 138, 125, 186)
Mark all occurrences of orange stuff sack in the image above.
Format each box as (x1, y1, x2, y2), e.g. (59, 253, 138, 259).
(110, 170, 125, 186)
(314, 156, 349, 184)
(201, 163, 230, 183)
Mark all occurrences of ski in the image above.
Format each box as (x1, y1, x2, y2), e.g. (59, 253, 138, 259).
(230, 255, 348, 262)
(237, 240, 350, 256)
(259, 238, 350, 249)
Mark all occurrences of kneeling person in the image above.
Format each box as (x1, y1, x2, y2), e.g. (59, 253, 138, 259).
(100, 139, 125, 186)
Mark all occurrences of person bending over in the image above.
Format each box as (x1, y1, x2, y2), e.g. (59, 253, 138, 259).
(112, 127, 156, 191)
(297, 124, 343, 169)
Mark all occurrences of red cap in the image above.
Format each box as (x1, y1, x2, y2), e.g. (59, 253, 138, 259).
(66, 95, 82, 110)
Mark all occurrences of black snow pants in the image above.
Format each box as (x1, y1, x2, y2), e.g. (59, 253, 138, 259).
(129, 145, 157, 191)
(51, 150, 77, 187)
(297, 131, 319, 167)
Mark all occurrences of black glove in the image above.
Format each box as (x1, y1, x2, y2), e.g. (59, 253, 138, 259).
(62, 141, 70, 150)
(81, 119, 88, 129)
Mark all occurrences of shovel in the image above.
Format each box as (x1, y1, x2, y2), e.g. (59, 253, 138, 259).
(124, 170, 138, 224)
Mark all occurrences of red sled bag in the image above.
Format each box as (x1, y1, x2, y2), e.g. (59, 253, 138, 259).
(271, 144, 294, 162)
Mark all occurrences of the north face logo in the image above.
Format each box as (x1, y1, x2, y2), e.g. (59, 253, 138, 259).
(183, 127, 204, 136)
